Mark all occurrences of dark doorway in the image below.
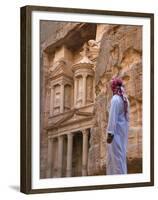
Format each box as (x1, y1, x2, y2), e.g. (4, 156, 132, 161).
(72, 131, 82, 177)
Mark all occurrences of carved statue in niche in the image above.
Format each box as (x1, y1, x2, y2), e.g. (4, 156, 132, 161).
(88, 40, 99, 48)
(86, 75, 93, 102)
(64, 84, 71, 111)
(55, 92, 60, 105)
(87, 40, 99, 61)
(76, 77, 83, 106)
(54, 84, 60, 114)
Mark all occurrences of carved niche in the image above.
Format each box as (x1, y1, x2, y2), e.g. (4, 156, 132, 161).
(53, 84, 61, 114)
(64, 84, 72, 112)
(86, 75, 93, 103)
(76, 75, 83, 107)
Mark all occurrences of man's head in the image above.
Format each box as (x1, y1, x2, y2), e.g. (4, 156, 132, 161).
(110, 77, 128, 118)
(110, 77, 123, 95)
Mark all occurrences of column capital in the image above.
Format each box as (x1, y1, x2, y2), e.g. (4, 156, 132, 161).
(67, 132, 74, 137)
(48, 137, 55, 141)
(60, 81, 65, 86)
(82, 129, 89, 135)
(82, 73, 88, 78)
(58, 134, 64, 140)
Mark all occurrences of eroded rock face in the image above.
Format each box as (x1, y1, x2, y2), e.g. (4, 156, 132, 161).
(91, 25, 142, 174)
(88, 93, 107, 175)
(96, 25, 142, 84)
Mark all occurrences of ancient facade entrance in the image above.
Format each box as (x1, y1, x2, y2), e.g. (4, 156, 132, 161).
(47, 129, 90, 178)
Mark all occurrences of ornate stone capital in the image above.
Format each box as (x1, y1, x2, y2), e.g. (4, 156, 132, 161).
(82, 129, 89, 135)
(82, 73, 88, 79)
(67, 132, 74, 138)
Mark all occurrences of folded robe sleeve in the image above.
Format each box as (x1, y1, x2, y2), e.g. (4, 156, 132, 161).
(106, 96, 119, 135)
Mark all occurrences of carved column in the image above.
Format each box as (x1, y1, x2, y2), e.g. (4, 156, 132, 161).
(50, 86, 54, 116)
(47, 138, 54, 178)
(66, 133, 73, 177)
(82, 74, 87, 106)
(74, 77, 77, 107)
(82, 129, 89, 176)
(60, 83, 64, 113)
(57, 135, 64, 177)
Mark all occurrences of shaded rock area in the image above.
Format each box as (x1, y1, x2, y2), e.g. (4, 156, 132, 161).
(88, 94, 107, 175)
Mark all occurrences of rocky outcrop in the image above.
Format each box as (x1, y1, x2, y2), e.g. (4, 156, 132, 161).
(91, 25, 142, 174)
(88, 93, 107, 175)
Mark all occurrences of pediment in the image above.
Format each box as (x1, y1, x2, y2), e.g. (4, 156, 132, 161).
(60, 114, 86, 126)
(49, 111, 93, 128)
(52, 67, 65, 77)
(59, 111, 93, 126)
(50, 59, 73, 78)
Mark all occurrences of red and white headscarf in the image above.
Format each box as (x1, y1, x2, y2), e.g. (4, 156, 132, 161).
(110, 77, 128, 118)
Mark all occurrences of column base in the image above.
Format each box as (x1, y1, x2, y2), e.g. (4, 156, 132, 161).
(66, 169, 72, 177)
(82, 165, 88, 176)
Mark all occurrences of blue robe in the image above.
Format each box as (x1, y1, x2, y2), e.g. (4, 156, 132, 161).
(106, 94, 129, 175)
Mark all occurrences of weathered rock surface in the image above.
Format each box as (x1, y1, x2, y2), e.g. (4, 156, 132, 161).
(92, 25, 142, 174)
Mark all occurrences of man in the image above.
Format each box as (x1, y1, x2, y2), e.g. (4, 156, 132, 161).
(106, 77, 130, 175)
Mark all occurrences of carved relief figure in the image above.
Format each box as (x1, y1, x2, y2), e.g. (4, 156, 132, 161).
(76, 76, 83, 106)
(86, 75, 93, 102)
(54, 84, 60, 114)
(64, 84, 71, 111)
